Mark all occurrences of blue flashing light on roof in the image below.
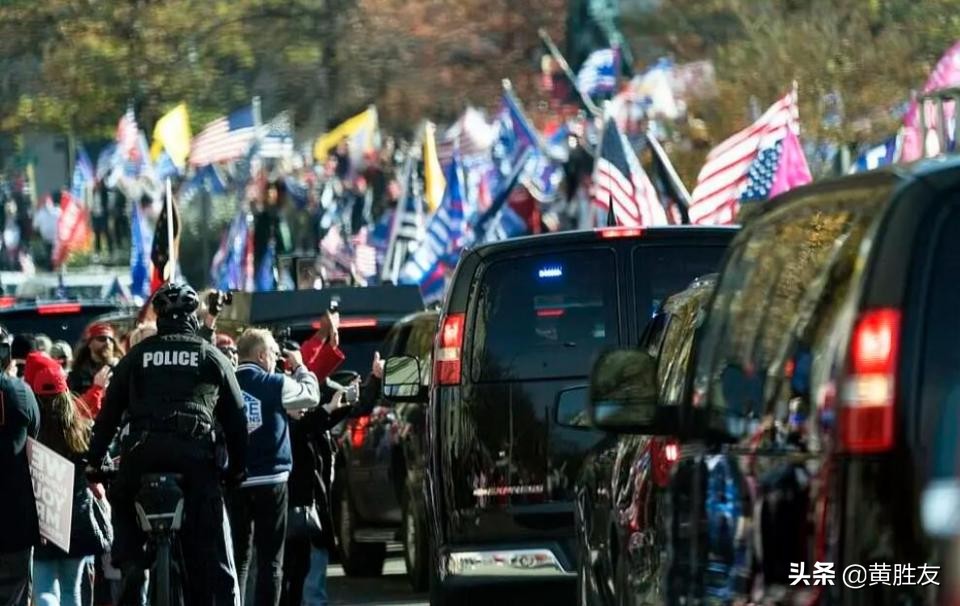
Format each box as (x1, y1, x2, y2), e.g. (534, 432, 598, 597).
(538, 266, 563, 279)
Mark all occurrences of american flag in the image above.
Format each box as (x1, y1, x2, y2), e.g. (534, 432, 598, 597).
(739, 140, 784, 202)
(437, 107, 497, 165)
(259, 111, 294, 159)
(688, 92, 798, 225)
(116, 108, 139, 162)
(190, 105, 257, 167)
(320, 225, 352, 281)
(592, 117, 667, 227)
(351, 227, 378, 278)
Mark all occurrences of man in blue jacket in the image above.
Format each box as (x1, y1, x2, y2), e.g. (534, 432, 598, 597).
(230, 328, 320, 606)
(0, 326, 41, 606)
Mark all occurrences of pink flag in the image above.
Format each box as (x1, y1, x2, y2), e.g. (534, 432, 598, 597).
(769, 128, 812, 198)
(901, 41, 960, 163)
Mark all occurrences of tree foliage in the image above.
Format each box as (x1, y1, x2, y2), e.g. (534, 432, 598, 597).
(0, 0, 565, 139)
(624, 0, 960, 181)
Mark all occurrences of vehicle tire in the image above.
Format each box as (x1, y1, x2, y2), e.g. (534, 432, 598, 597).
(338, 486, 387, 577)
(402, 491, 429, 592)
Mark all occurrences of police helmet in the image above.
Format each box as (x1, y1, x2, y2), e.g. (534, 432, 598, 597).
(152, 282, 201, 319)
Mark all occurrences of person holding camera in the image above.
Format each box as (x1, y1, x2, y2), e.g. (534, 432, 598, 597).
(230, 328, 321, 606)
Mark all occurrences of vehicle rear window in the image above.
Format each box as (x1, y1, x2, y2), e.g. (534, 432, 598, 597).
(693, 185, 889, 431)
(919, 207, 960, 480)
(472, 249, 619, 382)
(633, 245, 728, 326)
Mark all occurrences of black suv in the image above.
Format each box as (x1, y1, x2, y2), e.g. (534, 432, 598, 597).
(0, 298, 136, 346)
(383, 226, 737, 604)
(574, 275, 716, 606)
(586, 159, 960, 604)
(335, 310, 438, 588)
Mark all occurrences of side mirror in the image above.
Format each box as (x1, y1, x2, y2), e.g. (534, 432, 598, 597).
(382, 356, 427, 403)
(554, 385, 591, 430)
(587, 348, 678, 435)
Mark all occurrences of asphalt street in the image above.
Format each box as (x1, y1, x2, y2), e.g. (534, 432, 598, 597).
(328, 552, 427, 606)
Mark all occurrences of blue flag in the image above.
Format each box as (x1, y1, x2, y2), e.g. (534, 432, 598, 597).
(255, 241, 277, 292)
(400, 155, 467, 301)
(130, 198, 152, 298)
(210, 211, 249, 290)
(71, 146, 94, 201)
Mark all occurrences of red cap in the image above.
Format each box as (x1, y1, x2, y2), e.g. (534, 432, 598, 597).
(23, 352, 55, 388)
(29, 363, 68, 396)
(216, 334, 236, 349)
(85, 323, 115, 342)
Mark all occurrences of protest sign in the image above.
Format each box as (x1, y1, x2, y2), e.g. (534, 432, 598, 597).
(27, 437, 74, 553)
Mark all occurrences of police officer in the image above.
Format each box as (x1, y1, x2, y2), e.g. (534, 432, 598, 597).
(86, 282, 248, 605)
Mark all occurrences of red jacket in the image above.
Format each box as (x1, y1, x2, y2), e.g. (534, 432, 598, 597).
(79, 384, 105, 420)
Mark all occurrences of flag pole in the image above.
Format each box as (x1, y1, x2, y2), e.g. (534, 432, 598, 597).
(644, 129, 690, 205)
(252, 96, 262, 130)
(165, 177, 176, 283)
(538, 28, 601, 117)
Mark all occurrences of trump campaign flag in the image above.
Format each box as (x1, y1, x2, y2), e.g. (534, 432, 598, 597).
(688, 90, 811, 225)
(577, 48, 618, 97)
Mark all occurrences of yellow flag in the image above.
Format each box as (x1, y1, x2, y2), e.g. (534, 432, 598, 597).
(313, 107, 378, 162)
(423, 122, 446, 212)
(150, 103, 192, 169)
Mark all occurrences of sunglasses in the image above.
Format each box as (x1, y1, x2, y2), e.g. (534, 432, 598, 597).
(92, 335, 114, 343)
(221, 347, 238, 355)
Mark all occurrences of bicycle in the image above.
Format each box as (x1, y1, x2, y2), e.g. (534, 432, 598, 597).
(87, 467, 187, 606)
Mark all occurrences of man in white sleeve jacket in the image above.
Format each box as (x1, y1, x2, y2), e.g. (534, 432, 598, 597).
(229, 328, 320, 606)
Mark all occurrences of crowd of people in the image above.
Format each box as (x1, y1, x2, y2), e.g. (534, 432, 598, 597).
(0, 281, 383, 606)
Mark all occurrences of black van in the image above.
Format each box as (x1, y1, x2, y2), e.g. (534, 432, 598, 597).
(574, 275, 717, 606)
(587, 160, 960, 605)
(382, 226, 737, 604)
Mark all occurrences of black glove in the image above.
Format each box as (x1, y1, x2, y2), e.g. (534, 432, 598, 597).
(207, 291, 233, 317)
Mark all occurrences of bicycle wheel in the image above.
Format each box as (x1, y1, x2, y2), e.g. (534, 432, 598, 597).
(154, 539, 172, 606)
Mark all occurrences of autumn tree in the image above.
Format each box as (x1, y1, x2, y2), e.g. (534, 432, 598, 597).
(622, 0, 960, 182)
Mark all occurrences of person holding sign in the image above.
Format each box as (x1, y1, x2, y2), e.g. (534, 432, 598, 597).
(26, 359, 111, 606)
(0, 326, 40, 606)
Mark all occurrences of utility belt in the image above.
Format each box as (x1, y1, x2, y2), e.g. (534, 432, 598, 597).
(128, 412, 214, 439)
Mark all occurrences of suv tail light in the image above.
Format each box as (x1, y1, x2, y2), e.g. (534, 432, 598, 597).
(350, 415, 371, 449)
(838, 308, 901, 453)
(435, 313, 465, 386)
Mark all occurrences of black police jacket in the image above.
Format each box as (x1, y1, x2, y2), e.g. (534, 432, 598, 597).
(88, 328, 247, 477)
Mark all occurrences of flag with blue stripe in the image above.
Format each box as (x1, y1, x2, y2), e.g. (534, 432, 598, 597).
(850, 136, 899, 174)
(399, 156, 466, 299)
(130, 198, 152, 298)
(210, 211, 249, 290)
(255, 241, 277, 291)
(71, 146, 94, 202)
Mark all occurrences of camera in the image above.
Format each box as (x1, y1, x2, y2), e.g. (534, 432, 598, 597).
(207, 290, 233, 316)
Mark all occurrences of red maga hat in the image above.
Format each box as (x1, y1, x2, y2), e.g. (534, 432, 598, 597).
(29, 362, 68, 396)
